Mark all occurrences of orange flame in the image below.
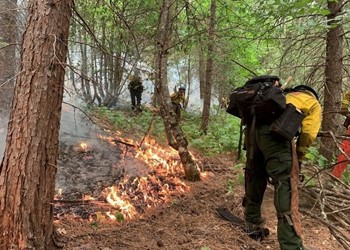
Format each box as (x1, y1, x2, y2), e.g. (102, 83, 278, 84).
(54, 131, 208, 223)
(80, 142, 88, 151)
(79, 135, 197, 222)
(105, 186, 138, 219)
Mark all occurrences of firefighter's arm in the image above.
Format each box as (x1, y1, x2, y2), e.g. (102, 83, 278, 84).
(340, 91, 350, 115)
(182, 96, 188, 108)
(343, 115, 350, 128)
(140, 83, 144, 92)
(297, 101, 322, 162)
(170, 92, 177, 102)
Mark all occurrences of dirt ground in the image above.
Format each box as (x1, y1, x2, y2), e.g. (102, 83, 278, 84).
(55, 151, 344, 250)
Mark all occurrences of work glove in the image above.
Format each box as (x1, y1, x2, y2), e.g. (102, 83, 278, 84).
(343, 115, 350, 128)
(340, 107, 349, 116)
(296, 132, 313, 158)
(296, 150, 304, 166)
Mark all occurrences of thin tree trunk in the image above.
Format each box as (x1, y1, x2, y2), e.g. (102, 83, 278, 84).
(321, 0, 343, 160)
(200, 0, 216, 134)
(91, 51, 100, 106)
(0, 0, 17, 112)
(155, 0, 200, 181)
(97, 51, 105, 102)
(80, 30, 93, 104)
(0, 0, 73, 248)
(185, 54, 191, 109)
(198, 44, 206, 100)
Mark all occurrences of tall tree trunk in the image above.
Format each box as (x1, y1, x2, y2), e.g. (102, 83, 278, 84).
(155, 0, 200, 181)
(0, 0, 17, 112)
(0, 0, 73, 249)
(198, 44, 206, 100)
(321, 0, 343, 160)
(80, 30, 93, 104)
(200, 0, 216, 134)
(185, 54, 191, 109)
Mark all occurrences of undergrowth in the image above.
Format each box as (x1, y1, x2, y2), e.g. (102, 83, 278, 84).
(92, 106, 350, 184)
(92, 106, 241, 157)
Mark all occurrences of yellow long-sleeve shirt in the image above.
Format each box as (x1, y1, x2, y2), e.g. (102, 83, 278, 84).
(286, 91, 322, 156)
(171, 91, 186, 106)
(341, 91, 350, 110)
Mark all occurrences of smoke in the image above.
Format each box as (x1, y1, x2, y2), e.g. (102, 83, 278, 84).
(59, 91, 108, 148)
(0, 112, 10, 161)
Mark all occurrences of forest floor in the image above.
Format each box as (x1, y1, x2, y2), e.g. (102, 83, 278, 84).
(55, 152, 344, 250)
(54, 110, 346, 250)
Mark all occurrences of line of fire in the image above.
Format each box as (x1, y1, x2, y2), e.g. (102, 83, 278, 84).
(53, 130, 209, 223)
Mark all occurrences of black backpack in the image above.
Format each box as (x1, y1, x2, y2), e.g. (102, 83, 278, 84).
(226, 75, 286, 125)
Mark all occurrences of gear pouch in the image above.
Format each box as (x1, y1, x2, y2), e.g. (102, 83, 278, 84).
(270, 103, 305, 140)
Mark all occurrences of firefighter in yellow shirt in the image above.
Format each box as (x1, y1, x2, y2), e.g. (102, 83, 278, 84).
(285, 85, 322, 164)
(244, 83, 322, 250)
(170, 85, 186, 121)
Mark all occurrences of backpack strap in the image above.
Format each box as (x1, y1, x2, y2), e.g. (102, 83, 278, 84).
(246, 83, 269, 161)
(237, 120, 244, 160)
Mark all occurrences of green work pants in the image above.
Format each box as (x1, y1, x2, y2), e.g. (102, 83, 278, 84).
(172, 102, 182, 121)
(130, 89, 142, 111)
(244, 124, 303, 250)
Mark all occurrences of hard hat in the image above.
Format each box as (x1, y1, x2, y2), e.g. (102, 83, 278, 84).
(179, 85, 186, 91)
(246, 75, 280, 85)
(293, 85, 319, 100)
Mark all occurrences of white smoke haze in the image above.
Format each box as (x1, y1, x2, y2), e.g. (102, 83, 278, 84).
(0, 63, 219, 162)
(0, 111, 10, 161)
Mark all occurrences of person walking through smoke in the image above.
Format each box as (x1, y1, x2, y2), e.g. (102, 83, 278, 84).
(170, 85, 187, 121)
(128, 75, 144, 112)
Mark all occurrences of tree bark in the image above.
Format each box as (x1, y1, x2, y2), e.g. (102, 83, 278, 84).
(198, 44, 206, 100)
(155, 0, 200, 181)
(0, 0, 17, 112)
(185, 54, 191, 109)
(0, 0, 73, 249)
(80, 30, 93, 104)
(200, 0, 216, 134)
(321, 0, 343, 160)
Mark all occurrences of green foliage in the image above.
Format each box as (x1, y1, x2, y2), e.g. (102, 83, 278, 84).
(302, 176, 317, 187)
(226, 179, 235, 194)
(305, 146, 328, 168)
(226, 162, 245, 193)
(115, 211, 125, 222)
(301, 146, 329, 187)
(184, 111, 241, 156)
(343, 170, 350, 185)
(237, 172, 245, 185)
(94, 107, 165, 139)
(90, 221, 99, 230)
(92, 107, 241, 157)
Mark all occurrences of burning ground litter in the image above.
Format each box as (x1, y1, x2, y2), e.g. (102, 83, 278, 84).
(54, 131, 195, 223)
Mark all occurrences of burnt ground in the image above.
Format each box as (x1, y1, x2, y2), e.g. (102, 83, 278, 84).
(54, 109, 345, 250)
